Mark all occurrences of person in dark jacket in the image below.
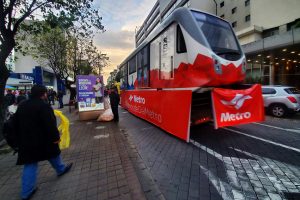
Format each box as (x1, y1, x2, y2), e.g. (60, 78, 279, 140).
(109, 87, 120, 122)
(17, 90, 27, 103)
(57, 90, 64, 109)
(14, 85, 72, 200)
(5, 89, 15, 106)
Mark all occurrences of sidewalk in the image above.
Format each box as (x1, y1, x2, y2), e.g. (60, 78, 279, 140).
(0, 107, 163, 200)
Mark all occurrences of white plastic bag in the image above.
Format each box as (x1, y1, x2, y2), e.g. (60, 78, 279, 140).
(97, 108, 114, 121)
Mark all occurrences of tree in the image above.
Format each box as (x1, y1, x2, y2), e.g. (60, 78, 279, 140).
(0, 0, 104, 140)
(30, 25, 109, 102)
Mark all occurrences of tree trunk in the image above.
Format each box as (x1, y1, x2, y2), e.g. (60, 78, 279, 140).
(0, 36, 15, 142)
(0, 60, 10, 142)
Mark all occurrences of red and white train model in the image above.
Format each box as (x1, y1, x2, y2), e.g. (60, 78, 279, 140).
(118, 7, 264, 142)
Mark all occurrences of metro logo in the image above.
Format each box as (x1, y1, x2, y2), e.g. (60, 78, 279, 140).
(220, 112, 251, 122)
(129, 95, 133, 102)
(212, 84, 265, 128)
(221, 94, 252, 110)
(129, 95, 145, 104)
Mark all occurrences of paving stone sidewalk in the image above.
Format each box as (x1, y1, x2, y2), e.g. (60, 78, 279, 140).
(118, 108, 300, 200)
(0, 107, 162, 200)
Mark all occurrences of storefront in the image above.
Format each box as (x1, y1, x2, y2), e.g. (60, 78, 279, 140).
(245, 44, 300, 88)
(8, 66, 65, 92)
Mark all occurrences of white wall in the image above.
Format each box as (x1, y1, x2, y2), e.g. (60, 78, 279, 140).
(239, 31, 262, 45)
(190, 0, 215, 14)
(14, 53, 39, 73)
(252, 0, 300, 29)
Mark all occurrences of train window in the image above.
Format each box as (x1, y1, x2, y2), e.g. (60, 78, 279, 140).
(120, 67, 123, 78)
(137, 46, 149, 69)
(192, 11, 241, 61)
(129, 56, 136, 74)
(137, 46, 149, 87)
(177, 25, 187, 53)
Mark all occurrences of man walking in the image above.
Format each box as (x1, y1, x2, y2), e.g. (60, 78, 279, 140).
(4, 89, 15, 106)
(14, 85, 72, 200)
(57, 90, 64, 109)
(109, 87, 120, 122)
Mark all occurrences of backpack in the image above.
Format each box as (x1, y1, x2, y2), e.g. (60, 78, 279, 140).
(3, 114, 19, 153)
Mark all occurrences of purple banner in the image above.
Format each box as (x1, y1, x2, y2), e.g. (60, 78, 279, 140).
(77, 75, 104, 112)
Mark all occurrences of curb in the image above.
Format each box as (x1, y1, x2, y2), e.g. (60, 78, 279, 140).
(120, 128, 166, 200)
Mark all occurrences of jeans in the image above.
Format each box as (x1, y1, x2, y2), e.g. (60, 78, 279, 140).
(21, 155, 66, 199)
(111, 106, 119, 121)
(59, 98, 63, 108)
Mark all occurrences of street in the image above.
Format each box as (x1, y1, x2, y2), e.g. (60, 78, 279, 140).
(119, 109, 300, 200)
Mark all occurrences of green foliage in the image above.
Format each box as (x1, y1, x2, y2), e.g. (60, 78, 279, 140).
(28, 22, 109, 84)
(0, 0, 105, 58)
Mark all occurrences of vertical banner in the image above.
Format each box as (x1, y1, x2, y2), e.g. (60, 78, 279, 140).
(212, 84, 265, 128)
(121, 90, 192, 141)
(76, 75, 104, 112)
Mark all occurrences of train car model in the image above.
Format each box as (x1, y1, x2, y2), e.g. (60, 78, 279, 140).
(118, 7, 264, 142)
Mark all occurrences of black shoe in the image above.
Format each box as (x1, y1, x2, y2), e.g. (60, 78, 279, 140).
(22, 187, 38, 200)
(58, 163, 73, 177)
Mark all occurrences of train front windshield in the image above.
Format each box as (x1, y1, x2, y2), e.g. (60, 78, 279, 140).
(192, 11, 242, 60)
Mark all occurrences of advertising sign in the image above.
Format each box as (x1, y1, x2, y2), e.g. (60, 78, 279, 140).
(212, 84, 265, 128)
(76, 75, 104, 112)
(121, 90, 192, 141)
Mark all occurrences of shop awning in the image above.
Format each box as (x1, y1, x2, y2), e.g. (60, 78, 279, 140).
(7, 78, 33, 86)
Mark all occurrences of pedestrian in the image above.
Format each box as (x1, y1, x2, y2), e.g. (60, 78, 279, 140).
(52, 90, 57, 104)
(4, 89, 16, 106)
(7, 95, 27, 119)
(14, 85, 72, 200)
(109, 87, 120, 122)
(57, 90, 64, 109)
(48, 89, 55, 105)
(25, 91, 31, 100)
(18, 90, 27, 103)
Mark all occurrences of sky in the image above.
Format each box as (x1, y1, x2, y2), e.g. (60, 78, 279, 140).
(93, 0, 157, 84)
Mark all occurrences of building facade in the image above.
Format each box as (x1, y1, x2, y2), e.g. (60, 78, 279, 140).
(7, 52, 64, 92)
(135, 0, 300, 87)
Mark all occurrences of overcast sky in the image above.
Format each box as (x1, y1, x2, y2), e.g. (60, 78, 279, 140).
(94, 0, 157, 83)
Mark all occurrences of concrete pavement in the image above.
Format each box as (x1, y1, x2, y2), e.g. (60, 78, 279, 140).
(0, 107, 162, 200)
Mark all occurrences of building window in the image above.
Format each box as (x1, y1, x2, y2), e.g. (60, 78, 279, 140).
(245, 0, 250, 6)
(245, 15, 251, 22)
(232, 21, 237, 28)
(220, 1, 224, 8)
(232, 7, 237, 14)
(220, 14, 225, 19)
(262, 27, 279, 38)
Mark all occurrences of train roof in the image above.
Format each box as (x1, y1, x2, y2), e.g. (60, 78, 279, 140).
(118, 7, 231, 69)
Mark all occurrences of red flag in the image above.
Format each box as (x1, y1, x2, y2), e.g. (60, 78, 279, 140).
(212, 84, 265, 128)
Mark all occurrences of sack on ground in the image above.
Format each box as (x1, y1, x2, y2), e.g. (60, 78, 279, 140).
(3, 114, 19, 152)
(97, 108, 114, 122)
(54, 110, 70, 150)
(103, 97, 110, 110)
